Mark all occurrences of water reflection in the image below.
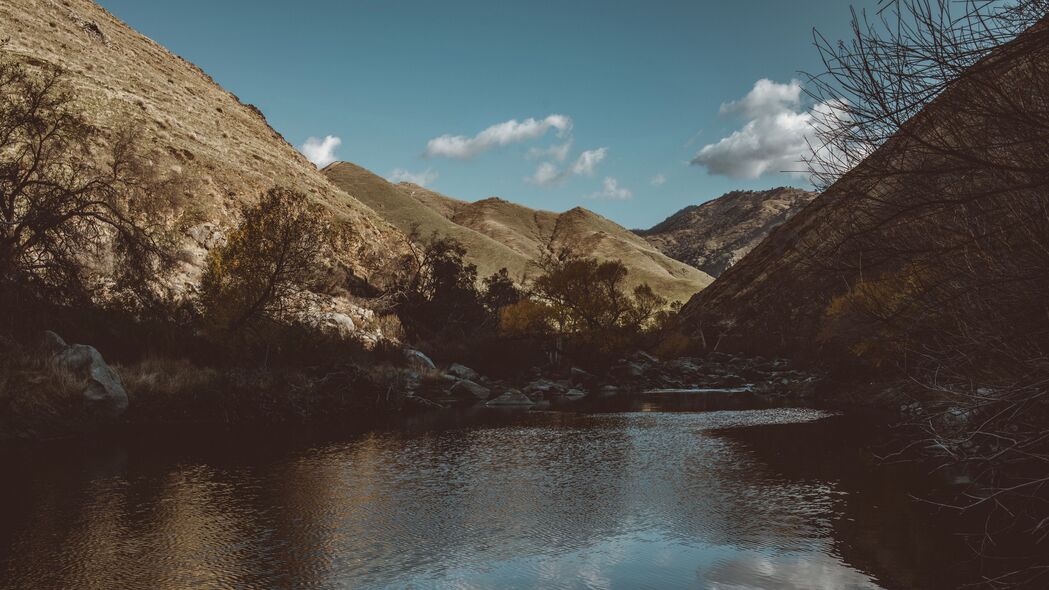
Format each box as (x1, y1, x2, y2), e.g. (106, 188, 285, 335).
(0, 408, 961, 589)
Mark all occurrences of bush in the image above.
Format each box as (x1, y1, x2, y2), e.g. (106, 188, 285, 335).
(199, 187, 330, 349)
(500, 251, 671, 364)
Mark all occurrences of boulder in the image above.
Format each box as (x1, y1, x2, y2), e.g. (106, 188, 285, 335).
(564, 388, 587, 400)
(319, 312, 356, 337)
(40, 330, 68, 355)
(403, 349, 436, 371)
(486, 389, 536, 407)
(598, 385, 621, 397)
(448, 378, 491, 400)
(631, 351, 659, 365)
(53, 343, 128, 421)
(611, 361, 645, 380)
(569, 367, 596, 386)
(523, 379, 567, 397)
(447, 363, 480, 382)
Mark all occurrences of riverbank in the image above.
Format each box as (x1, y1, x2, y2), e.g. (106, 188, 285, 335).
(1, 327, 911, 444)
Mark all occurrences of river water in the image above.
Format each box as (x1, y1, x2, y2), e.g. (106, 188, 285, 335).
(0, 398, 974, 589)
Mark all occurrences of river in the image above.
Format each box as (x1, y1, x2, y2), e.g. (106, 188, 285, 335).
(0, 396, 975, 589)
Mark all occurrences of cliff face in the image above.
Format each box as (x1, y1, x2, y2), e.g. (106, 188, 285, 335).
(637, 188, 816, 277)
(324, 162, 714, 303)
(0, 0, 406, 291)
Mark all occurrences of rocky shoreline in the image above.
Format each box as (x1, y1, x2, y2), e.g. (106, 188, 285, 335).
(400, 348, 824, 411)
(4, 331, 848, 444)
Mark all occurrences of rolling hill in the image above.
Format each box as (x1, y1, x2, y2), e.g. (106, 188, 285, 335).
(324, 162, 714, 303)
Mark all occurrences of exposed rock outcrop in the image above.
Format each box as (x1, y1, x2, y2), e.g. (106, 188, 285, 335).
(637, 187, 816, 278)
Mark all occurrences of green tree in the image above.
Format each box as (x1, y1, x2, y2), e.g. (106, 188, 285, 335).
(390, 230, 486, 340)
(503, 251, 669, 356)
(199, 188, 329, 337)
(481, 267, 521, 315)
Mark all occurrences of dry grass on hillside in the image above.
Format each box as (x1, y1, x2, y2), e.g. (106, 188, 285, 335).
(325, 162, 712, 303)
(0, 0, 406, 288)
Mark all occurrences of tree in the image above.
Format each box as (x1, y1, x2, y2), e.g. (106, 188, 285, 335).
(199, 188, 329, 336)
(503, 251, 669, 358)
(0, 53, 185, 305)
(388, 229, 486, 340)
(481, 267, 520, 315)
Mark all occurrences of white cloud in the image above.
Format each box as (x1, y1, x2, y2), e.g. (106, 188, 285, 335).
(389, 167, 439, 187)
(586, 177, 632, 200)
(425, 114, 572, 159)
(691, 79, 852, 180)
(527, 147, 608, 187)
(650, 174, 667, 186)
(570, 148, 607, 176)
(527, 162, 563, 186)
(299, 135, 342, 168)
(719, 78, 802, 118)
(528, 141, 573, 162)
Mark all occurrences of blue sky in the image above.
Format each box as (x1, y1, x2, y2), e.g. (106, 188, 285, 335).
(97, 0, 875, 228)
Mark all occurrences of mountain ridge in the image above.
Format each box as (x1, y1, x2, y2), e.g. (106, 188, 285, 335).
(637, 187, 817, 277)
(324, 162, 714, 303)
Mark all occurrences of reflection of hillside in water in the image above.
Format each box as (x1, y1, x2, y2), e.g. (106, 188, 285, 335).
(0, 409, 964, 589)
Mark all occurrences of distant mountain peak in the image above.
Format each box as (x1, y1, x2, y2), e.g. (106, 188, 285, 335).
(638, 187, 816, 277)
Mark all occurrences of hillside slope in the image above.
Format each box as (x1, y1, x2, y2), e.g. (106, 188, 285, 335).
(637, 188, 816, 277)
(324, 163, 713, 303)
(0, 0, 404, 289)
(321, 163, 533, 281)
(676, 18, 1049, 356)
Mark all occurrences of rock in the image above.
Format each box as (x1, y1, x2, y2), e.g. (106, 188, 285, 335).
(486, 389, 536, 407)
(523, 379, 567, 397)
(403, 349, 436, 371)
(570, 367, 596, 386)
(448, 378, 491, 400)
(40, 330, 68, 354)
(319, 312, 356, 337)
(447, 363, 480, 381)
(631, 351, 658, 364)
(564, 388, 586, 400)
(611, 361, 645, 380)
(53, 343, 128, 421)
(599, 385, 621, 397)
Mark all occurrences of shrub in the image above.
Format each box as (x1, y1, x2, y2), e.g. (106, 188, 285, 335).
(199, 187, 330, 346)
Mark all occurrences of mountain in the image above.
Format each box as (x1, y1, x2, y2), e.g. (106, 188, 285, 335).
(323, 162, 713, 303)
(0, 0, 404, 288)
(636, 188, 816, 277)
(675, 17, 1049, 357)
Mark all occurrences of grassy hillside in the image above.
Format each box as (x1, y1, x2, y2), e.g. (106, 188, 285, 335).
(322, 163, 534, 281)
(0, 0, 405, 287)
(325, 163, 713, 303)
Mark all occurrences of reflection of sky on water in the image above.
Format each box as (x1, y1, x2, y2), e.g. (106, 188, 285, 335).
(398, 532, 880, 590)
(0, 409, 889, 590)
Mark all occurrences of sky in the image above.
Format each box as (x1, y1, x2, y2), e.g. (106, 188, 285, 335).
(96, 0, 876, 228)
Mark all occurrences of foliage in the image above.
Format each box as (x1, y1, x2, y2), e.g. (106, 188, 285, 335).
(501, 251, 670, 360)
(389, 229, 518, 341)
(0, 53, 187, 307)
(481, 267, 520, 314)
(199, 187, 330, 342)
